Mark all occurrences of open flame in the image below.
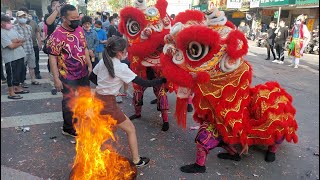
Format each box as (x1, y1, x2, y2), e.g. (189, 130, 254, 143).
(69, 87, 137, 180)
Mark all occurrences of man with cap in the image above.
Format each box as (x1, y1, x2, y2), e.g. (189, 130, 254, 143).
(14, 11, 40, 87)
(19, 7, 43, 79)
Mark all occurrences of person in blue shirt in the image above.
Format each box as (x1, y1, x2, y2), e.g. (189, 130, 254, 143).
(82, 16, 99, 67)
(94, 20, 108, 65)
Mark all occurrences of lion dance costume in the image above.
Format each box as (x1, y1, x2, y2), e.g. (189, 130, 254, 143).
(288, 14, 311, 68)
(119, 0, 172, 131)
(161, 8, 298, 173)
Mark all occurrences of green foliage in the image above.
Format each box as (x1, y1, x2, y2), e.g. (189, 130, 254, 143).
(108, 0, 122, 12)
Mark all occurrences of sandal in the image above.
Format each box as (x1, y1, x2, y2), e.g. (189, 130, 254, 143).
(15, 90, 30, 94)
(31, 81, 40, 85)
(8, 95, 23, 99)
(21, 83, 29, 88)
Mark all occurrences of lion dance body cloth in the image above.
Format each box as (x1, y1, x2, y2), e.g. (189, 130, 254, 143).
(119, 0, 172, 131)
(161, 8, 299, 173)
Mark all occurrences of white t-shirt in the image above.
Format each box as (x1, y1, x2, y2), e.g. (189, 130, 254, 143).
(93, 58, 137, 96)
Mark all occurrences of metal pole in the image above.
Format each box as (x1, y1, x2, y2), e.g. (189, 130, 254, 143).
(277, 6, 281, 27)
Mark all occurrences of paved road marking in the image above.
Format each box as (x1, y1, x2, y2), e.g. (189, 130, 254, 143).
(1, 112, 63, 128)
(1, 89, 96, 102)
(1, 78, 52, 86)
(1, 92, 62, 102)
(1, 166, 43, 180)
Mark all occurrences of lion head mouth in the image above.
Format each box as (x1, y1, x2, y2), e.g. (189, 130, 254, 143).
(142, 45, 164, 67)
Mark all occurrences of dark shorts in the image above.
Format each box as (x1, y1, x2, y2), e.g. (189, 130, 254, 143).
(94, 93, 126, 124)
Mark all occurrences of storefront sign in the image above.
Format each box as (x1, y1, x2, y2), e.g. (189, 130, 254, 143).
(274, 11, 279, 18)
(250, 0, 260, 7)
(192, 4, 208, 11)
(241, 0, 250, 9)
(260, 0, 295, 7)
(208, 0, 227, 10)
(296, 0, 319, 5)
(232, 11, 245, 18)
(227, 0, 243, 8)
(262, 9, 276, 16)
(307, 18, 315, 31)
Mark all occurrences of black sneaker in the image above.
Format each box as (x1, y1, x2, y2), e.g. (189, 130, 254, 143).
(180, 163, 206, 173)
(51, 88, 57, 95)
(265, 151, 276, 162)
(217, 153, 241, 161)
(36, 74, 42, 79)
(187, 104, 193, 112)
(265, 57, 270, 60)
(62, 129, 77, 137)
(150, 99, 157, 104)
(134, 157, 150, 168)
(161, 122, 169, 131)
(129, 114, 141, 120)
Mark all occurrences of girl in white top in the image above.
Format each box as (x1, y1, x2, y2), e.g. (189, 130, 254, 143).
(91, 36, 166, 167)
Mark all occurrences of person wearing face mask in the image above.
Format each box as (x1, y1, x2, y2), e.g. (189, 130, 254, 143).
(288, 15, 311, 69)
(81, 16, 99, 68)
(14, 11, 40, 87)
(273, 20, 289, 64)
(19, 7, 43, 80)
(112, 13, 120, 27)
(266, 21, 277, 61)
(1, 14, 27, 99)
(94, 20, 108, 62)
(90, 36, 166, 167)
(45, 4, 93, 138)
(44, 0, 64, 95)
(107, 16, 122, 38)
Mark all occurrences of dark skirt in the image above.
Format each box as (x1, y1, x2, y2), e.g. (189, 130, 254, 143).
(95, 93, 127, 124)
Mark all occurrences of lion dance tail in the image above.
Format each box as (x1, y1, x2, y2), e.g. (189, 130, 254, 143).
(244, 81, 298, 146)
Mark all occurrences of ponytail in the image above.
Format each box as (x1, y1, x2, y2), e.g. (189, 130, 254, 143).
(102, 36, 127, 78)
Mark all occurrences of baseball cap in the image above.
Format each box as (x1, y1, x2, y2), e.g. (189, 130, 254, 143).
(16, 11, 26, 17)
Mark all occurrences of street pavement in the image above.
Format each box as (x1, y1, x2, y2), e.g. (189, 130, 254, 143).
(1, 44, 319, 180)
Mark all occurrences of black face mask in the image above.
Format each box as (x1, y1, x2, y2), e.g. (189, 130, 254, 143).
(68, 19, 80, 29)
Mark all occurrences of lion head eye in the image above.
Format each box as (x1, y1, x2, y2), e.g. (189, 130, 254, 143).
(186, 41, 209, 61)
(127, 19, 141, 36)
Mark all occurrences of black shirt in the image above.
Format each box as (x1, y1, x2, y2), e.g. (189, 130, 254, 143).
(107, 25, 122, 38)
(275, 27, 289, 44)
(267, 28, 276, 45)
(44, 13, 62, 37)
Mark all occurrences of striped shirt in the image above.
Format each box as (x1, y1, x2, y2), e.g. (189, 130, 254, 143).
(13, 24, 34, 54)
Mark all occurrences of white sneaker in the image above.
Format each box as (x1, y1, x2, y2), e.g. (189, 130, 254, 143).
(288, 64, 294, 67)
(272, 60, 279, 63)
(294, 65, 298, 68)
(278, 61, 284, 64)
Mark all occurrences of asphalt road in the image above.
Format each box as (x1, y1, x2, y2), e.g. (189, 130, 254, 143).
(1, 45, 319, 180)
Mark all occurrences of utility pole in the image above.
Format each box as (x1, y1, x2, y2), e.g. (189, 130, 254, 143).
(277, 7, 281, 27)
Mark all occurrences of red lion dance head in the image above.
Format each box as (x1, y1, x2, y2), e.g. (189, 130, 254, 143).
(161, 8, 247, 88)
(161, 8, 298, 146)
(119, 0, 171, 68)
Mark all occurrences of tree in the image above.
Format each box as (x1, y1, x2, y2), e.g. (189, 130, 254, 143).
(108, 0, 122, 12)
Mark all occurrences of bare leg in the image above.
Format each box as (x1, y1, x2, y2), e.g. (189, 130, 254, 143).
(29, 68, 36, 82)
(117, 116, 140, 163)
(124, 83, 128, 93)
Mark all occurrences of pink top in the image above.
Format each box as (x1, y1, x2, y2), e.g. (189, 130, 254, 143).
(46, 26, 88, 80)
